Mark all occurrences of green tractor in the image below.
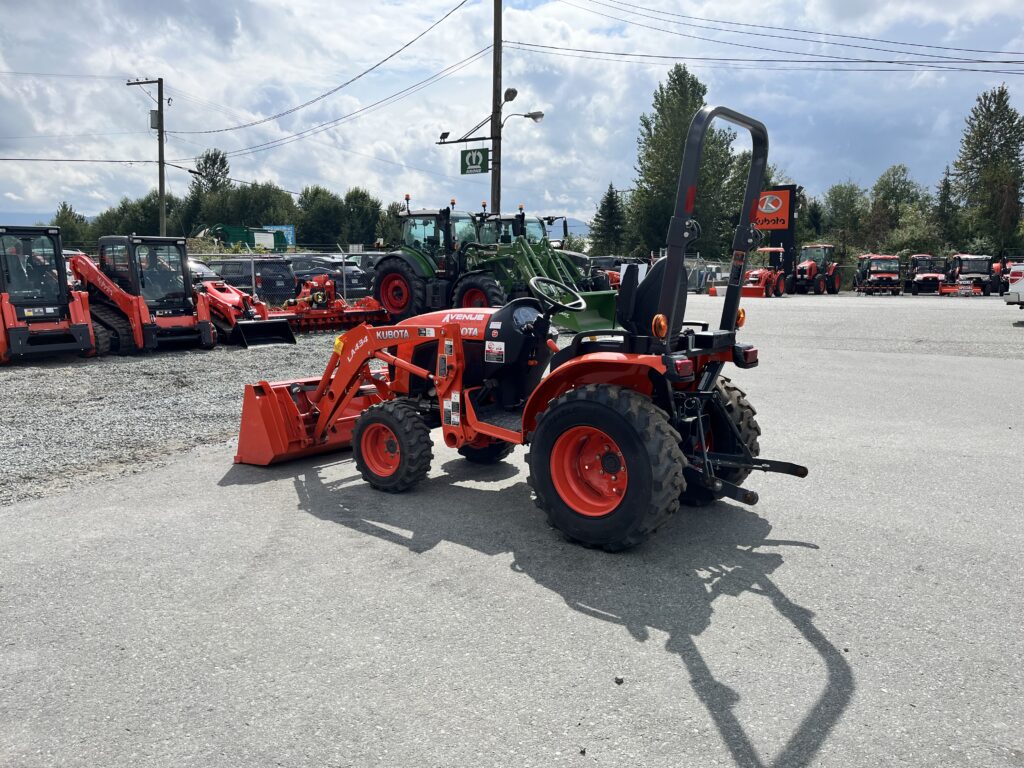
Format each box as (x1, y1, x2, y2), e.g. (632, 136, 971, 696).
(371, 199, 616, 331)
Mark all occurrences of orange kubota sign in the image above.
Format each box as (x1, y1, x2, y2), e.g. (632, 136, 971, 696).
(753, 188, 792, 231)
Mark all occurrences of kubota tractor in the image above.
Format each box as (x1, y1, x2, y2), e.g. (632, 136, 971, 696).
(741, 247, 786, 298)
(904, 254, 946, 295)
(235, 105, 807, 551)
(69, 235, 216, 353)
(854, 254, 901, 295)
(1, 225, 103, 363)
(788, 243, 841, 295)
(940, 254, 993, 296)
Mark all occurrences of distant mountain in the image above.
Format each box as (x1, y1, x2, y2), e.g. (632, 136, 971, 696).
(0, 212, 52, 226)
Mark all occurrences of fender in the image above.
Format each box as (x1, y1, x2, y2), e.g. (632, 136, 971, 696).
(522, 352, 668, 436)
(380, 249, 435, 279)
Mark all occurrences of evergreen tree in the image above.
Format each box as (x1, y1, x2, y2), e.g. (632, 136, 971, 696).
(952, 84, 1024, 254)
(821, 182, 869, 259)
(51, 201, 88, 245)
(375, 201, 405, 246)
(934, 166, 959, 247)
(626, 65, 734, 257)
(589, 183, 626, 256)
(296, 185, 345, 245)
(188, 149, 232, 197)
(341, 187, 382, 246)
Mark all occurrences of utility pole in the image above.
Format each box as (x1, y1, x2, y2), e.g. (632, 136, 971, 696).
(127, 77, 166, 236)
(490, 0, 502, 214)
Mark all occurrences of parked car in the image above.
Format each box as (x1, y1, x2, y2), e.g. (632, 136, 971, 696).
(205, 256, 298, 306)
(187, 258, 220, 285)
(287, 253, 371, 298)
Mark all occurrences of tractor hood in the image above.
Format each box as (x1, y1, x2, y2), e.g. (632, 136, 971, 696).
(796, 259, 816, 272)
(915, 272, 943, 281)
(399, 308, 498, 340)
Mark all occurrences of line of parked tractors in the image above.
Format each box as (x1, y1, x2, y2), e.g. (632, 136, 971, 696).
(739, 244, 1017, 298)
(0, 202, 623, 365)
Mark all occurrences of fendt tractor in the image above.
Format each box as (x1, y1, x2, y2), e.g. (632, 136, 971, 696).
(69, 235, 217, 352)
(855, 254, 902, 295)
(904, 254, 946, 295)
(741, 247, 786, 297)
(235, 105, 808, 552)
(789, 243, 841, 294)
(941, 254, 993, 296)
(1, 225, 102, 364)
(371, 198, 616, 330)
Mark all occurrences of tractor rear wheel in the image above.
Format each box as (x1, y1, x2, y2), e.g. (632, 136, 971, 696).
(458, 437, 515, 464)
(528, 384, 685, 551)
(827, 271, 841, 294)
(680, 378, 762, 507)
(813, 274, 827, 294)
(454, 273, 506, 309)
(354, 400, 433, 493)
(785, 275, 796, 294)
(373, 259, 426, 321)
(774, 273, 785, 297)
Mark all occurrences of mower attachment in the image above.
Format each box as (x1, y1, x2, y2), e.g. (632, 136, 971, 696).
(230, 318, 297, 347)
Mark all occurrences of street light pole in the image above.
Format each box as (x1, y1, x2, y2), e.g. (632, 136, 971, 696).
(490, 0, 502, 214)
(127, 77, 166, 236)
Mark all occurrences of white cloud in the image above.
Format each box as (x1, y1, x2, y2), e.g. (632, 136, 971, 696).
(0, 0, 1022, 230)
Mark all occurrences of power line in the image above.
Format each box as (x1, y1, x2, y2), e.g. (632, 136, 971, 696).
(506, 41, 1024, 71)
(571, 0, 1024, 63)
(170, 47, 492, 161)
(0, 157, 155, 164)
(0, 70, 127, 80)
(170, 0, 471, 135)
(554, 0, 1024, 75)
(584, 0, 1024, 56)
(0, 130, 151, 140)
(164, 162, 302, 195)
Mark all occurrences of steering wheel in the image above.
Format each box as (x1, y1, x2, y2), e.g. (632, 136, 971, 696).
(528, 276, 587, 314)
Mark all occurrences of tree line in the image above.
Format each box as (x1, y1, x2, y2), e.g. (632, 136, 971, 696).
(588, 65, 1024, 264)
(50, 149, 407, 250)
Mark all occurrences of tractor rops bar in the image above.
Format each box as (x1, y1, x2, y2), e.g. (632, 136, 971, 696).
(657, 106, 769, 343)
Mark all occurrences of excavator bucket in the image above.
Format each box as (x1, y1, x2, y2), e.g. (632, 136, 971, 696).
(230, 318, 297, 347)
(553, 289, 618, 332)
(235, 377, 383, 466)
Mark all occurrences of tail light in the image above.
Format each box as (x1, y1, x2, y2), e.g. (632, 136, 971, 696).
(673, 358, 694, 378)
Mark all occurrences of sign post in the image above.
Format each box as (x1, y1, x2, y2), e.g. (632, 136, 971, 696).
(460, 148, 490, 175)
(754, 184, 798, 274)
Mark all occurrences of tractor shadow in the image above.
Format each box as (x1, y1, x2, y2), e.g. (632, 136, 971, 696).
(220, 454, 853, 768)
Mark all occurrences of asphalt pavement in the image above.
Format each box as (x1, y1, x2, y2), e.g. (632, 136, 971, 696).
(1, 293, 1022, 767)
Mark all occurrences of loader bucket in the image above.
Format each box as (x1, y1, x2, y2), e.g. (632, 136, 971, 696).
(740, 285, 766, 298)
(231, 318, 298, 347)
(235, 377, 384, 466)
(553, 289, 618, 332)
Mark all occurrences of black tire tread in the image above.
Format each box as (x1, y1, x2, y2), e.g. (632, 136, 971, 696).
(91, 322, 111, 356)
(527, 384, 685, 551)
(89, 303, 139, 355)
(354, 399, 433, 493)
(680, 378, 761, 507)
(372, 258, 427, 320)
(453, 273, 506, 308)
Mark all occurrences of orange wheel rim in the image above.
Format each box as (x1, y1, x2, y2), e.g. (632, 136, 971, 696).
(549, 426, 628, 517)
(362, 424, 401, 476)
(379, 273, 410, 313)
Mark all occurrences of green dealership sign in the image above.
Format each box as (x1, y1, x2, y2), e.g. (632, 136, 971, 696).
(460, 148, 490, 175)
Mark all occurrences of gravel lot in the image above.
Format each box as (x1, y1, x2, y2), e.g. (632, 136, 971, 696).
(2, 293, 1022, 768)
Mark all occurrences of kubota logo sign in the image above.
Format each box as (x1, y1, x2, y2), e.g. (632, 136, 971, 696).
(753, 188, 792, 231)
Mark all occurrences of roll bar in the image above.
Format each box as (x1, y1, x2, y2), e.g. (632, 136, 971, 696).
(656, 106, 769, 342)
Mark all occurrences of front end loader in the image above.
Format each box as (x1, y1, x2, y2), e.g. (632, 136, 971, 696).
(235, 105, 807, 552)
(199, 278, 296, 347)
(1, 225, 102, 363)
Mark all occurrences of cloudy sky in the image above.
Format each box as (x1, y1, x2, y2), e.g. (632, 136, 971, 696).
(1, 0, 1023, 228)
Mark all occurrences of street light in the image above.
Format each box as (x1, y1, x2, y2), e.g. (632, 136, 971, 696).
(436, 90, 544, 213)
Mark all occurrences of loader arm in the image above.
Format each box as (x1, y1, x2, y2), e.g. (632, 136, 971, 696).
(68, 253, 151, 349)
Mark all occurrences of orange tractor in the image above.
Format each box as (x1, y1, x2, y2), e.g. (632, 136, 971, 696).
(788, 243, 841, 294)
(741, 247, 786, 297)
(1, 225, 103, 363)
(234, 106, 807, 551)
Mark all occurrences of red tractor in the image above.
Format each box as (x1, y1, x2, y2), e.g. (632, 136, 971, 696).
(788, 243, 841, 295)
(740, 247, 786, 297)
(1, 225, 103, 363)
(234, 106, 807, 551)
(70, 235, 216, 353)
(854, 254, 901, 295)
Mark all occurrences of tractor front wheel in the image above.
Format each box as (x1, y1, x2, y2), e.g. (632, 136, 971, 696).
(827, 271, 841, 294)
(813, 274, 827, 294)
(774, 273, 785, 297)
(453, 273, 506, 309)
(680, 378, 762, 507)
(528, 384, 685, 551)
(353, 400, 433, 492)
(373, 259, 426, 321)
(785, 275, 796, 294)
